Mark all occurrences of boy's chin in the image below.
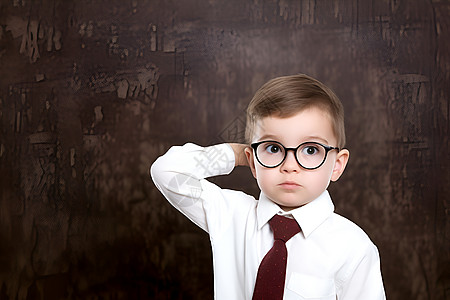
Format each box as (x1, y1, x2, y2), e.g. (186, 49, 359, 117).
(276, 200, 311, 211)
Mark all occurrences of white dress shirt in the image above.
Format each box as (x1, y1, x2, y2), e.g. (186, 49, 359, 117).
(151, 143, 386, 300)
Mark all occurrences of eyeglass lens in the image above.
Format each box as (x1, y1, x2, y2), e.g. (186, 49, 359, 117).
(255, 141, 328, 169)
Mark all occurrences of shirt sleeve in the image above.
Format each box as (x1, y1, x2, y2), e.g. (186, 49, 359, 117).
(150, 143, 237, 233)
(338, 242, 386, 300)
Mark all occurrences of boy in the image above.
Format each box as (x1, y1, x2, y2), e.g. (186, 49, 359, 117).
(151, 74, 386, 299)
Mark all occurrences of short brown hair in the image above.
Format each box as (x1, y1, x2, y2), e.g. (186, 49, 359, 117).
(245, 74, 346, 148)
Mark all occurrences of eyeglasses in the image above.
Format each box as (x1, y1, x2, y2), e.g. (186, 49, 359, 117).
(250, 140, 340, 170)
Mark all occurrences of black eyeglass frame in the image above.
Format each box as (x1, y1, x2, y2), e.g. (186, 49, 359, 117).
(250, 140, 340, 170)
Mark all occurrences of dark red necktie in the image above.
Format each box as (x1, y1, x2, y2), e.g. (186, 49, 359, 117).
(252, 215, 301, 300)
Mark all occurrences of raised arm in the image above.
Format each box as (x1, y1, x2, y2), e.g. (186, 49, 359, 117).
(150, 143, 253, 233)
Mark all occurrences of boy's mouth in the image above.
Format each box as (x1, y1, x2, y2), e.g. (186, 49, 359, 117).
(278, 181, 301, 189)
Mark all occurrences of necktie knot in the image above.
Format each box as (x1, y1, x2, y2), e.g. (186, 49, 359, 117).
(269, 214, 301, 243)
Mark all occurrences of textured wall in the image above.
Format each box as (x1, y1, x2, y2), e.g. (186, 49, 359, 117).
(0, 0, 449, 299)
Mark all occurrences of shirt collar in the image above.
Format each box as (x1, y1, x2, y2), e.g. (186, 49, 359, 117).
(257, 190, 335, 239)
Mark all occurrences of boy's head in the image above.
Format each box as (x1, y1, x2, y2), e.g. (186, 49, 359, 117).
(245, 74, 346, 149)
(244, 74, 349, 211)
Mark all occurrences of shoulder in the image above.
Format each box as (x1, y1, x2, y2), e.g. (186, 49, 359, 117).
(199, 181, 258, 213)
(325, 213, 378, 253)
(315, 213, 381, 279)
(203, 185, 258, 209)
(202, 187, 258, 240)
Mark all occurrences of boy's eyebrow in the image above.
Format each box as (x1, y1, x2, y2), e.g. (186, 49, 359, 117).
(302, 135, 330, 145)
(257, 134, 280, 141)
(256, 134, 331, 145)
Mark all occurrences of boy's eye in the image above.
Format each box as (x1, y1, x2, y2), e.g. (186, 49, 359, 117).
(301, 145, 319, 155)
(264, 143, 281, 154)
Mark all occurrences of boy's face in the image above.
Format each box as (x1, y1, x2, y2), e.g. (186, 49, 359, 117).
(245, 107, 349, 211)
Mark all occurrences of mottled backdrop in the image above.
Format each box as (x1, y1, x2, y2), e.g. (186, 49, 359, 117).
(0, 0, 448, 299)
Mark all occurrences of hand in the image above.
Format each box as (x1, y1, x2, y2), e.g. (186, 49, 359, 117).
(229, 143, 250, 167)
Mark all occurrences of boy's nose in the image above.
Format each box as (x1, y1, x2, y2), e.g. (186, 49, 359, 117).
(281, 151, 299, 173)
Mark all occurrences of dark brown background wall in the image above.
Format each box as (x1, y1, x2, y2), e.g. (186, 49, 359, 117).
(0, 0, 449, 299)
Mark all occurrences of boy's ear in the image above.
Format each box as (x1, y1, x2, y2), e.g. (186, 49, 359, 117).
(244, 147, 257, 179)
(331, 149, 350, 182)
